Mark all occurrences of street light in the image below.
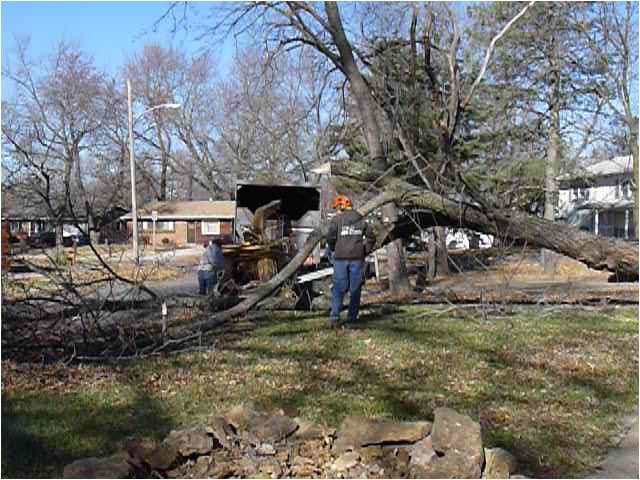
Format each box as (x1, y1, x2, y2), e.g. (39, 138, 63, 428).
(127, 79, 180, 263)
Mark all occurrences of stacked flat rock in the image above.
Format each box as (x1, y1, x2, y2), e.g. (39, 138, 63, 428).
(63, 404, 522, 478)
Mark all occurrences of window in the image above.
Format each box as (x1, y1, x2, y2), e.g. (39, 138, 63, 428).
(572, 188, 579, 200)
(622, 181, 631, 200)
(579, 188, 590, 201)
(201, 221, 220, 235)
(141, 221, 174, 231)
(156, 221, 175, 231)
(615, 180, 622, 199)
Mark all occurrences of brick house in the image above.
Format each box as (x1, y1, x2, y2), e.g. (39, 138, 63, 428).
(121, 201, 236, 247)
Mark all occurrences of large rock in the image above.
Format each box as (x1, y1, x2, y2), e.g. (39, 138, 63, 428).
(409, 436, 438, 470)
(121, 437, 158, 469)
(63, 455, 133, 479)
(483, 447, 517, 479)
(224, 403, 267, 432)
(414, 450, 482, 479)
(253, 414, 299, 443)
(331, 451, 361, 472)
(292, 418, 335, 441)
(146, 442, 180, 470)
(207, 417, 237, 450)
(165, 426, 214, 456)
(431, 407, 484, 468)
(334, 416, 432, 453)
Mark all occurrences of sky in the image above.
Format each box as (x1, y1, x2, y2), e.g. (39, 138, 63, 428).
(2, 1, 637, 116)
(1, 1, 234, 96)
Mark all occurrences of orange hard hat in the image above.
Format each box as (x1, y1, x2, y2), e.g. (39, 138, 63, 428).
(332, 195, 351, 210)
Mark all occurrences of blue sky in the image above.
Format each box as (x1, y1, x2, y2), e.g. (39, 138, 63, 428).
(1, 1, 233, 95)
(2, 1, 637, 115)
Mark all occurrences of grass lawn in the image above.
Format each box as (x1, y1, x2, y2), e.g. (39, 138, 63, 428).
(2, 305, 638, 478)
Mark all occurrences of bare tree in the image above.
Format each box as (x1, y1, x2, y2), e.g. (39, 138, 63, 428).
(152, 1, 637, 325)
(212, 48, 337, 188)
(2, 39, 108, 253)
(586, 2, 639, 239)
(125, 44, 183, 201)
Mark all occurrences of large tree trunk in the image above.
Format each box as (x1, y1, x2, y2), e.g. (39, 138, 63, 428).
(632, 121, 638, 240)
(55, 222, 64, 260)
(332, 161, 639, 276)
(324, 2, 411, 294)
(543, 37, 561, 273)
(426, 227, 448, 278)
(160, 153, 168, 201)
(425, 231, 436, 280)
(434, 226, 449, 276)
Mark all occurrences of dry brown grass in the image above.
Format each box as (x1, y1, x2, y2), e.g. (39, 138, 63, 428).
(489, 257, 609, 282)
(2, 306, 637, 479)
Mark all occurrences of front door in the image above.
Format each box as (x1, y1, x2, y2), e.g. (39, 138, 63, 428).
(187, 222, 196, 243)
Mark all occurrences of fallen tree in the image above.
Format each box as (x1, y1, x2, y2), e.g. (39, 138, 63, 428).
(333, 161, 639, 276)
(196, 168, 638, 331)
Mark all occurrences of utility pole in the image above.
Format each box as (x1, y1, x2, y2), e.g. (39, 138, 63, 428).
(127, 79, 139, 263)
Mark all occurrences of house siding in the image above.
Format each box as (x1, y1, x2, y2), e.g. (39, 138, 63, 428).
(175, 221, 188, 245)
(127, 219, 233, 246)
(557, 164, 635, 240)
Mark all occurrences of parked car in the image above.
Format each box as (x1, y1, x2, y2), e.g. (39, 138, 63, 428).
(28, 231, 56, 248)
(69, 233, 90, 247)
(28, 231, 90, 248)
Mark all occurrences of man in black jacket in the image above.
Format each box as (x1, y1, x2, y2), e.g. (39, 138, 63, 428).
(327, 195, 375, 326)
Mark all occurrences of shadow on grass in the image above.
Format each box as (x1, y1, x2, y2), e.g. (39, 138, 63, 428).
(216, 308, 637, 478)
(1, 387, 173, 478)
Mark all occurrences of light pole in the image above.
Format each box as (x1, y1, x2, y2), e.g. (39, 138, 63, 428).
(127, 78, 180, 262)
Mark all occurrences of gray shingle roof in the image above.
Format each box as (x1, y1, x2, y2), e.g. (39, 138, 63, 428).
(583, 155, 633, 176)
(120, 201, 236, 220)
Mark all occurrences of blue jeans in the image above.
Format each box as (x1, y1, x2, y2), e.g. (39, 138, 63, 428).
(198, 270, 217, 295)
(330, 259, 365, 323)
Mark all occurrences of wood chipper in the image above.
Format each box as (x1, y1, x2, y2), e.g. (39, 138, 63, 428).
(221, 182, 324, 285)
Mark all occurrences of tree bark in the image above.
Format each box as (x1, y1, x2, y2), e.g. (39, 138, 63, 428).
(632, 121, 639, 240)
(435, 226, 449, 275)
(160, 153, 168, 201)
(543, 30, 561, 273)
(324, 2, 411, 294)
(55, 222, 64, 260)
(426, 231, 436, 280)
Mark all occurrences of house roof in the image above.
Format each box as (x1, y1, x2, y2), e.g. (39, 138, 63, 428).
(559, 155, 633, 180)
(574, 199, 634, 211)
(120, 201, 236, 220)
(584, 155, 633, 176)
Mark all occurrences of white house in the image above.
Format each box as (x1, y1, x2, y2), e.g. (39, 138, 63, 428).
(557, 155, 635, 239)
